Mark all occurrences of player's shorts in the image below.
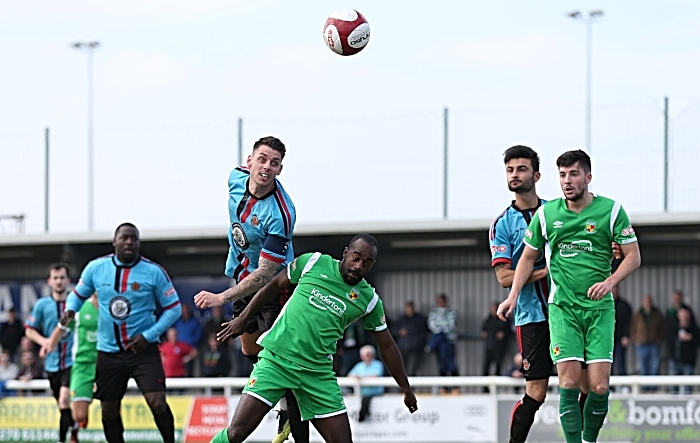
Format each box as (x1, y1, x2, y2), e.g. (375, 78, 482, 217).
(515, 320, 553, 381)
(70, 360, 97, 402)
(95, 343, 166, 401)
(548, 304, 615, 364)
(47, 367, 71, 401)
(243, 348, 345, 421)
(234, 288, 291, 334)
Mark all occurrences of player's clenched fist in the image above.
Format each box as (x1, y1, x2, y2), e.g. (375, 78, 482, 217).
(194, 290, 225, 309)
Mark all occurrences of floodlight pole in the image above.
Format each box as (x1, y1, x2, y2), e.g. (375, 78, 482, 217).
(568, 10, 603, 154)
(443, 107, 448, 220)
(72, 41, 100, 232)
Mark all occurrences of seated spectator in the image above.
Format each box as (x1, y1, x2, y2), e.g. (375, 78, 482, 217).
(202, 333, 231, 378)
(669, 308, 700, 394)
(160, 328, 198, 378)
(17, 336, 38, 363)
(509, 353, 524, 379)
(16, 350, 44, 381)
(348, 345, 385, 422)
(0, 349, 19, 381)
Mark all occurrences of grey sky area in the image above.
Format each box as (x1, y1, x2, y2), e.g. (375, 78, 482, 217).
(1, 1, 699, 234)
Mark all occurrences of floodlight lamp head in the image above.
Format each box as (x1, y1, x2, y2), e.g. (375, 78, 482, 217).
(567, 11, 581, 19)
(590, 10, 604, 18)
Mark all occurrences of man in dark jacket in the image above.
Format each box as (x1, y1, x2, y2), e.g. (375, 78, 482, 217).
(665, 290, 697, 362)
(394, 302, 428, 376)
(481, 302, 512, 376)
(612, 286, 632, 375)
(669, 308, 699, 393)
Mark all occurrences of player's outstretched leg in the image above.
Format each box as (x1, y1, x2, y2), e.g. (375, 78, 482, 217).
(509, 393, 544, 443)
(210, 394, 273, 443)
(311, 413, 353, 443)
(285, 390, 309, 443)
(101, 400, 125, 443)
(582, 363, 611, 443)
(144, 392, 175, 443)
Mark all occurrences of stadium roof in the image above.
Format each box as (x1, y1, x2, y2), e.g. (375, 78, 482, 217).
(1, 211, 699, 246)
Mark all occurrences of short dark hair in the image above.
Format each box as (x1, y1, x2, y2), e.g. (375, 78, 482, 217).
(504, 145, 540, 173)
(253, 136, 286, 160)
(47, 262, 70, 279)
(556, 149, 591, 173)
(348, 234, 379, 252)
(114, 222, 139, 238)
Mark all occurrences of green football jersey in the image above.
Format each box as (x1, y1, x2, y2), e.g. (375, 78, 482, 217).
(524, 195, 637, 310)
(258, 252, 387, 369)
(70, 300, 98, 364)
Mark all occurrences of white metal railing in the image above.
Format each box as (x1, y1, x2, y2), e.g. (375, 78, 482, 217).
(5, 375, 700, 398)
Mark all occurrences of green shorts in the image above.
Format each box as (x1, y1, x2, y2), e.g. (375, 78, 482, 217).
(243, 349, 346, 421)
(70, 360, 97, 402)
(548, 304, 615, 365)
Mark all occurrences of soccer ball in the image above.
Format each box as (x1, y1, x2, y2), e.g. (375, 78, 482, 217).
(323, 9, 370, 56)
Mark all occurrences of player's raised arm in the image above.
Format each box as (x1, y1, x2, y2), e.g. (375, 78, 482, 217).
(217, 269, 292, 342)
(498, 246, 539, 321)
(40, 323, 70, 358)
(372, 328, 418, 414)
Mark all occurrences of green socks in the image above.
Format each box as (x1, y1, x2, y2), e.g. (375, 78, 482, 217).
(559, 387, 583, 443)
(210, 428, 230, 443)
(582, 390, 609, 443)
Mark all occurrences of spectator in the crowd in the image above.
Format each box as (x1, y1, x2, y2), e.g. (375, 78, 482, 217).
(16, 350, 44, 381)
(159, 328, 198, 379)
(669, 308, 700, 394)
(612, 285, 632, 375)
(174, 303, 203, 376)
(0, 349, 19, 381)
(480, 302, 511, 376)
(509, 353, 524, 379)
(16, 337, 38, 364)
(204, 306, 230, 338)
(665, 290, 697, 364)
(337, 319, 368, 376)
(0, 308, 24, 360)
(631, 295, 665, 381)
(201, 333, 231, 378)
(427, 293, 459, 381)
(393, 301, 428, 376)
(347, 345, 385, 422)
(230, 336, 252, 378)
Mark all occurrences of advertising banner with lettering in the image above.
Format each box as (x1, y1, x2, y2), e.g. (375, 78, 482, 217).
(497, 395, 700, 443)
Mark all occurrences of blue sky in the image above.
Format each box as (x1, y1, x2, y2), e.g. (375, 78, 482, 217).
(1, 1, 699, 234)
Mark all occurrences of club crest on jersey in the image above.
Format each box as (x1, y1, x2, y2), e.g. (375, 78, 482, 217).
(251, 215, 260, 226)
(231, 223, 250, 249)
(348, 288, 359, 301)
(585, 219, 597, 234)
(552, 344, 561, 356)
(131, 282, 140, 291)
(523, 359, 530, 371)
(248, 376, 258, 388)
(291, 259, 297, 271)
(109, 296, 131, 320)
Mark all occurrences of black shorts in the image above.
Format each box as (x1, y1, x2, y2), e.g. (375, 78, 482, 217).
(95, 344, 166, 401)
(516, 321, 553, 381)
(233, 287, 292, 334)
(47, 367, 71, 401)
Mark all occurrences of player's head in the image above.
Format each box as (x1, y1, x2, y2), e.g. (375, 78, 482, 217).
(340, 234, 378, 285)
(556, 149, 592, 202)
(247, 136, 286, 193)
(503, 145, 540, 194)
(47, 262, 70, 295)
(113, 222, 141, 263)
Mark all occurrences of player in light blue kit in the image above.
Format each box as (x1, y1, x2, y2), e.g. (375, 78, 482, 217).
(61, 223, 181, 443)
(25, 263, 78, 443)
(194, 136, 307, 443)
(489, 146, 551, 443)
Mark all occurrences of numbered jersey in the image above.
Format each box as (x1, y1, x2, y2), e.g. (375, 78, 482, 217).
(489, 199, 549, 326)
(225, 167, 296, 281)
(258, 252, 387, 369)
(524, 195, 637, 310)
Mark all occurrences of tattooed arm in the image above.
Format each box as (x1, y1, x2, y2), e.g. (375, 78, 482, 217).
(494, 262, 547, 289)
(194, 257, 280, 308)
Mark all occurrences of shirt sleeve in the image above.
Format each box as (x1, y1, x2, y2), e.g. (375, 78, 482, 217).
(142, 265, 182, 343)
(489, 216, 512, 267)
(260, 203, 294, 264)
(361, 294, 387, 332)
(286, 253, 314, 285)
(260, 234, 291, 264)
(612, 205, 637, 244)
(24, 300, 43, 332)
(67, 260, 98, 312)
(523, 207, 546, 250)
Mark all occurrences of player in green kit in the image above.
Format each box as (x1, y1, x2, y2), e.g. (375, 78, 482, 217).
(498, 150, 641, 443)
(43, 294, 99, 434)
(212, 234, 418, 443)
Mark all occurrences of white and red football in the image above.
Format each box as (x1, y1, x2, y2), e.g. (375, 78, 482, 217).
(323, 9, 370, 56)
